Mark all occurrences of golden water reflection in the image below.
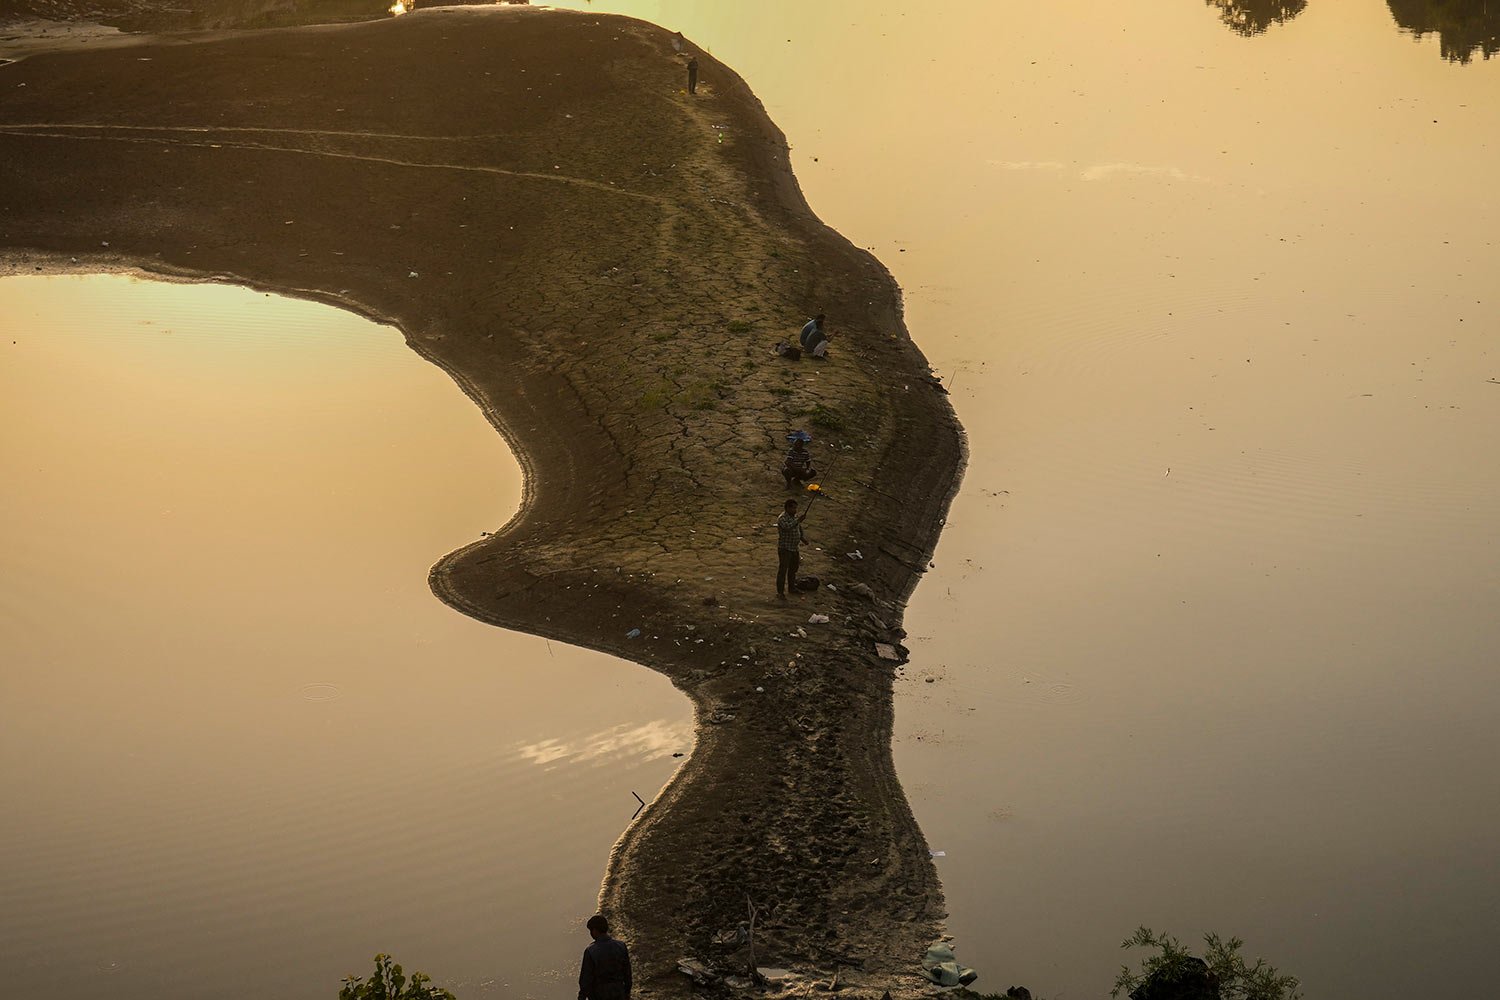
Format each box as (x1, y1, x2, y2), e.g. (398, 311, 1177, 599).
(515, 719, 693, 768)
(549, 1, 1499, 995)
(0, 274, 688, 1000)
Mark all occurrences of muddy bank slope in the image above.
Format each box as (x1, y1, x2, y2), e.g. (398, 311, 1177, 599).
(0, 8, 965, 994)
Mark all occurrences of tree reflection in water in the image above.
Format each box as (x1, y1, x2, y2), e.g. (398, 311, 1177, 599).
(1388, 0, 1500, 62)
(1203, 0, 1495, 64)
(1204, 0, 1308, 35)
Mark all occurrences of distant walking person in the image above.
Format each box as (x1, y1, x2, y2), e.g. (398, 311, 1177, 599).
(578, 915, 631, 1000)
(799, 313, 829, 359)
(687, 55, 699, 94)
(776, 498, 806, 599)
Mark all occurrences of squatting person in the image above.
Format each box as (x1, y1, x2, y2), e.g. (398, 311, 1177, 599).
(782, 434, 818, 488)
(799, 313, 830, 358)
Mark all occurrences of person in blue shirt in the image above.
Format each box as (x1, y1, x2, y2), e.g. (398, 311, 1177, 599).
(799, 313, 830, 358)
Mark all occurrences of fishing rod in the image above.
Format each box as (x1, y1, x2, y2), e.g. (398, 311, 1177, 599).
(799, 435, 844, 519)
(801, 481, 823, 518)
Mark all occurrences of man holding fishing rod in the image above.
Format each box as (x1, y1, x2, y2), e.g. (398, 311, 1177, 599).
(776, 497, 806, 600)
(775, 426, 837, 599)
(775, 483, 822, 599)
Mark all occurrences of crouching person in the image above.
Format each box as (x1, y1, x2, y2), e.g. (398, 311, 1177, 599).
(782, 433, 817, 488)
(799, 313, 831, 359)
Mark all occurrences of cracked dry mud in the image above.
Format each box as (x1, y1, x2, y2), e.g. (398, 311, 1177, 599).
(0, 8, 966, 996)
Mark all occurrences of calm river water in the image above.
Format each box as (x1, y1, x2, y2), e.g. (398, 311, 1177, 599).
(0, 275, 690, 998)
(4, 1, 1498, 996)
(548, 2, 1500, 996)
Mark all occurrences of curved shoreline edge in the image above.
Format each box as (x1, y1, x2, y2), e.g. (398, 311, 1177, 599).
(0, 9, 966, 995)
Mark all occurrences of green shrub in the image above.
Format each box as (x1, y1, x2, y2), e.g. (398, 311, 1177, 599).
(726, 319, 753, 334)
(798, 403, 845, 432)
(340, 954, 455, 1000)
(683, 381, 723, 410)
(1111, 927, 1301, 1000)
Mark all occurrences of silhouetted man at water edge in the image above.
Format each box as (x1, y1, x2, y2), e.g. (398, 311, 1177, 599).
(579, 914, 631, 1000)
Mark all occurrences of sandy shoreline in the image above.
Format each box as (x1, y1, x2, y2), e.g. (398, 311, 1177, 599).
(0, 8, 965, 995)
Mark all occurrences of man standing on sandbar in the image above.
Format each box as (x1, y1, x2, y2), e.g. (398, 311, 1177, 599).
(687, 55, 699, 94)
(579, 914, 631, 1000)
(776, 497, 806, 599)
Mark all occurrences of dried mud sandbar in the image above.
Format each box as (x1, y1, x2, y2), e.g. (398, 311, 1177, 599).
(0, 8, 965, 995)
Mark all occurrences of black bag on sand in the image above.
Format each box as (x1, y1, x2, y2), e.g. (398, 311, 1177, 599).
(794, 576, 820, 592)
(774, 341, 802, 361)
